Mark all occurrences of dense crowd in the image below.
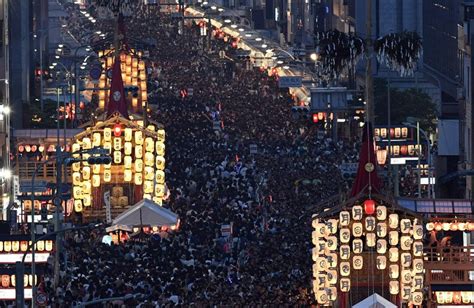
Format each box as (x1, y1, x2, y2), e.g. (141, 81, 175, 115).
(38, 3, 362, 307)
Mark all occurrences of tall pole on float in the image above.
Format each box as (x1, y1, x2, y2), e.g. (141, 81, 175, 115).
(365, 0, 374, 125)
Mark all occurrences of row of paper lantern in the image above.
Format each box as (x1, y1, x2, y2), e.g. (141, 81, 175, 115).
(311, 205, 424, 305)
(0, 240, 53, 252)
(426, 221, 474, 232)
(436, 291, 474, 304)
(0, 275, 37, 288)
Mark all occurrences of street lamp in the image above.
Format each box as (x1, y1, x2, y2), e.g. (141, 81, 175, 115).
(402, 121, 434, 198)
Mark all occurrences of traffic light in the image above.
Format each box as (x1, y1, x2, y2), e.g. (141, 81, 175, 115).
(291, 106, 310, 120)
(87, 155, 112, 165)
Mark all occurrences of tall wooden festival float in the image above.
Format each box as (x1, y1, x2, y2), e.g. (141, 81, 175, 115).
(70, 46, 166, 221)
(311, 124, 425, 307)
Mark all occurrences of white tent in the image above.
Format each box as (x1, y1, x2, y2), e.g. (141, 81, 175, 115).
(353, 293, 396, 308)
(112, 199, 179, 227)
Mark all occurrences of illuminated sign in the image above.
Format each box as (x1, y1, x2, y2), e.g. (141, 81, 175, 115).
(0, 253, 50, 264)
(0, 288, 32, 300)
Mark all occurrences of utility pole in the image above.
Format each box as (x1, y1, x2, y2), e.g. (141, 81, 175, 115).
(365, 0, 374, 125)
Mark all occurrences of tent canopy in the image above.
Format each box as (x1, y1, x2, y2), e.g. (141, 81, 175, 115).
(112, 199, 179, 227)
(353, 293, 396, 308)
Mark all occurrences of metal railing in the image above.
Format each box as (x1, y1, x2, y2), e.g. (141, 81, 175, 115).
(424, 246, 474, 267)
(429, 269, 471, 283)
(16, 161, 72, 180)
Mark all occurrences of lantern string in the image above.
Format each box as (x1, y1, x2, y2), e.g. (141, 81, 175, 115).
(366, 122, 372, 199)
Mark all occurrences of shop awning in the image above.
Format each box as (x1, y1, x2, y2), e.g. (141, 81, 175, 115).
(353, 293, 396, 308)
(112, 199, 179, 227)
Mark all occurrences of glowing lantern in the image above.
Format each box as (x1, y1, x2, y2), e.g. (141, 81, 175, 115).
(327, 270, 337, 284)
(327, 253, 337, 268)
(156, 156, 165, 170)
(340, 228, 350, 243)
(316, 291, 328, 305)
(412, 292, 423, 306)
(145, 137, 154, 152)
(124, 142, 132, 155)
(157, 129, 165, 141)
(113, 137, 122, 151)
(134, 173, 143, 185)
(340, 262, 350, 276)
(103, 142, 112, 154)
(93, 164, 101, 174)
(442, 222, 450, 231)
(389, 264, 399, 279)
(45, 240, 53, 252)
(25, 145, 31, 152)
(434, 222, 443, 231)
(144, 181, 154, 194)
(135, 145, 143, 159)
(103, 169, 111, 182)
(2, 275, 9, 288)
(400, 219, 412, 233)
(340, 278, 350, 292)
(389, 247, 399, 262)
(352, 222, 363, 237)
(366, 233, 376, 247)
(326, 236, 337, 251)
(389, 214, 399, 229)
(155, 141, 165, 156)
(20, 241, 28, 252)
(413, 224, 423, 239)
(124, 169, 132, 182)
(145, 152, 154, 167)
(401, 270, 411, 284)
(113, 123, 122, 137)
(413, 241, 423, 257)
(316, 257, 327, 271)
(92, 174, 101, 187)
(104, 127, 112, 141)
(82, 166, 91, 180)
(389, 231, 399, 246)
(339, 211, 350, 226)
(450, 223, 458, 231)
(413, 259, 423, 274)
(401, 253, 412, 268)
(401, 286, 411, 301)
(312, 219, 319, 229)
(114, 151, 122, 164)
(83, 195, 91, 207)
(154, 184, 165, 197)
(376, 256, 387, 270)
(353, 255, 363, 270)
(458, 223, 466, 231)
(377, 239, 387, 254)
(352, 205, 363, 220)
(468, 222, 474, 230)
(400, 236, 412, 251)
(135, 131, 144, 145)
(82, 137, 92, 150)
(426, 222, 434, 231)
(365, 217, 376, 231)
(12, 241, 19, 252)
(144, 167, 154, 181)
(364, 199, 375, 215)
(73, 186, 83, 199)
(352, 239, 363, 253)
(376, 206, 387, 220)
(340, 245, 350, 260)
(327, 219, 338, 234)
(72, 172, 81, 185)
(124, 156, 132, 168)
(376, 222, 387, 238)
(18, 145, 24, 152)
(93, 133, 101, 147)
(124, 128, 133, 141)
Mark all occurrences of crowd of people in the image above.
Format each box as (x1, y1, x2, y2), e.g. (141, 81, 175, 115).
(37, 2, 363, 306)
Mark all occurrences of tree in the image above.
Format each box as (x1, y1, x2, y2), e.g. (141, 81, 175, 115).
(374, 78, 438, 133)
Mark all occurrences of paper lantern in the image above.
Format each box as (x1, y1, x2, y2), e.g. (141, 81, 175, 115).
(312, 218, 319, 229)
(83, 194, 91, 207)
(93, 132, 101, 147)
(468, 222, 474, 231)
(376, 222, 387, 238)
(442, 222, 450, 231)
(135, 131, 144, 145)
(72, 172, 81, 185)
(339, 211, 350, 226)
(401, 270, 411, 284)
(3, 241, 11, 252)
(124, 128, 133, 141)
(340, 262, 350, 276)
(154, 184, 165, 197)
(82, 137, 92, 150)
(45, 240, 53, 252)
(134, 173, 143, 185)
(135, 145, 143, 159)
(29, 275, 37, 287)
(413, 241, 423, 257)
(122, 169, 132, 182)
(155, 141, 165, 156)
(327, 270, 337, 285)
(103, 127, 112, 141)
(327, 253, 337, 268)
(82, 166, 91, 180)
(353, 255, 363, 270)
(93, 164, 101, 174)
(2, 275, 9, 288)
(312, 248, 319, 261)
(413, 275, 423, 290)
(143, 193, 152, 200)
(145, 137, 154, 152)
(155, 170, 165, 184)
(389, 231, 399, 246)
(124, 142, 132, 155)
(426, 222, 434, 231)
(156, 156, 165, 170)
(144, 180, 154, 194)
(326, 236, 337, 251)
(352, 222, 364, 237)
(389, 247, 399, 262)
(413, 224, 423, 239)
(340, 245, 350, 260)
(157, 129, 165, 141)
(400, 219, 412, 233)
(316, 257, 328, 271)
(365, 217, 376, 232)
(326, 219, 338, 234)
(352, 239, 363, 254)
(389, 214, 399, 229)
(401, 286, 411, 301)
(400, 236, 412, 251)
(450, 222, 458, 231)
(458, 223, 466, 231)
(113, 137, 122, 151)
(145, 152, 154, 167)
(113, 151, 122, 164)
(72, 162, 81, 172)
(92, 174, 101, 187)
(377, 239, 387, 254)
(73, 186, 83, 199)
(135, 159, 144, 172)
(104, 169, 112, 182)
(413, 258, 423, 274)
(389, 264, 399, 279)
(376, 206, 387, 220)
(401, 253, 412, 268)
(352, 205, 363, 220)
(20, 241, 28, 252)
(376, 256, 387, 270)
(12, 241, 19, 252)
(363, 199, 375, 215)
(340, 278, 351, 292)
(37, 240, 44, 251)
(340, 228, 350, 243)
(312, 231, 319, 245)
(434, 222, 443, 231)
(366, 233, 376, 247)
(316, 291, 328, 305)
(412, 292, 423, 305)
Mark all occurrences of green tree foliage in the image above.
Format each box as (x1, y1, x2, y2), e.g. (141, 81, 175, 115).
(374, 78, 438, 132)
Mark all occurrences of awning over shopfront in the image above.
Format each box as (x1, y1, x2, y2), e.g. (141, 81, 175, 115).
(112, 199, 179, 227)
(353, 293, 396, 308)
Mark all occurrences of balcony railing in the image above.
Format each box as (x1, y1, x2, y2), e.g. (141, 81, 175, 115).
(424, 246, 474, 270)
(15, 162, 72, 181)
